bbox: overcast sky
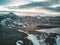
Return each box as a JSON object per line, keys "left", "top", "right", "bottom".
{"left": 0, "top": 0, "right": 60, "bottom": 16}
{"left": 0, "top": 0, "right": 49, "bottom": 6}
{"left": 0, "top": 0, "right": 31, "bottom": 6}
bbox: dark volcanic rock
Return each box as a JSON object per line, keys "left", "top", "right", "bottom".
{"left": 0, "top": 28, "right": 28, "bottom": 45}
{"left": 0, "top": 12, "right": 18, "bottom": 22}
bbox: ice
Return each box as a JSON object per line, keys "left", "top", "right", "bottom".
{"left": 27, "top": 34, "right": 40, "bottom": 45}
{"left": 16, "top": 40, "right": 23, "bottom": 45}
{"left": 55, "top": 35, "right": 60, "bottom": 45}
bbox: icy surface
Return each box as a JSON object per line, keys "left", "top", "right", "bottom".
{"left": 16, "top": 40, "right": 23, "bottom": 45}
{"left": 55, "top": 36, "right": 60, "bottom": 45}
{"left": 27, "top": 34, "right": 40, "bottom": 45}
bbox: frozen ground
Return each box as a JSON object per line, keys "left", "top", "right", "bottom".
{"left": 16, "top": 27, "right": 60, "bottom": 45}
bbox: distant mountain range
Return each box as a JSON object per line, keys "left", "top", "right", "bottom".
{"left": 0, "top": 12, "right": 18, "bottom": 21}
{"left": 0, "top": 12, "right": 19, "bottom": 28}
{"left": 0, "top": 12, "right": 60, "bottom": 28}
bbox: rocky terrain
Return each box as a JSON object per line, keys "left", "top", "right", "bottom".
{"left": 0, "top": 12, "right": 60, "bottom": 45}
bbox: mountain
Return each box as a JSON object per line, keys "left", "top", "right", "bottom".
{"left": 0, "top": 12, "right": 19, "bottom": 28}
{"left": 0, "top": 12, "right": 18, "bottom": 21}
{"left": 0, "top": 13, "right": 33, "bottom": 45}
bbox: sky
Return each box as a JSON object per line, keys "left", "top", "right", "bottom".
{"left": 0, "top": 0, "right": 60, "bottom": 16}
{"left": 0, "top": 0, "right": 49, "bottom": 6}
{"left": 0, "top": 0, "right": 31, "bottom": 6}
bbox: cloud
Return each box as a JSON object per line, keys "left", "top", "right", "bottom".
{"left": 49, "top": 4, "right": 60, "bottom": 8}
{"left": 0, "top": 6, "right": 60, "bottom": 16}
{"left": 44, "top": 6, "right": 60, "bottom": 12}
{"left": 0, "top": 0, "right": 11, "bottom": 5}
{"left": 8, "top": 0, "right": 31, "bottom": 6}
{"left": 0, "top": 0, "right": 31, "bottom": 6}
{"left": 18, "top": 2, "right": 50, "bottom": 8}
{"left": 32, "top": 0, "right": 48, "bottom": 2}
{"left": 17, "top": 0, "right": 60, "bottom": 12}
{"left": 0, "top": 6, "right": 11, "bottom": 11}
{"left": 0, "top": 0, "right": 60, "bottom": 16}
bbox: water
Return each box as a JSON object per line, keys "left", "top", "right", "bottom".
{"left": 36, "top": 27, "right": 60, "bottom": 34}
